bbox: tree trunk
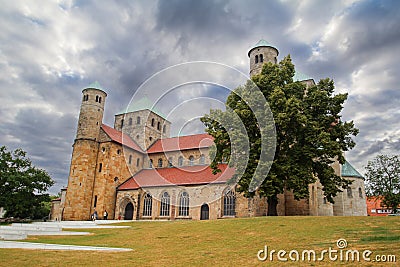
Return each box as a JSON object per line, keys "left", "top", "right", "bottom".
{"left": 267, "top": 195, "right": 278, "bottom": 216}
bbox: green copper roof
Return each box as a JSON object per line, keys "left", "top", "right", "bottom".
{"left": 341, "top": 160, "right": 364, "bottom": 179}
{"left": 248, "top": 39, "right": 278, "bottom": 56}
{"left": 117, "top": 96, "right": 167, "bottom": 119}
{"left": 294, "top": 71, "right": 313, "bottom": 81}
{"left": 85, "top": 81, "right": 104, "bottom": 90}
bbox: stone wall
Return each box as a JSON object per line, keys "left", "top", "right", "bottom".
{"left": 249, "top": 46, "right": 278, "bottom": 77}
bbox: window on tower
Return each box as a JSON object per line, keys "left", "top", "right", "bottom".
{"left": 151, "top": 118, "right": 155, "bottom": 127}
{"left": 129, "top": 118, "right": 132, "bottom": 126}
{"left": 260, "top": 54, "right": 263, "bottom": 62}
{"left": 157, "top": 121, "right": 161, "bottom": 131}
{"left": 95, "top": 95, "right": 99, "bottom": 102}
{"left": 255, "top": 55, "right": 259, "bottom": 64}
{"left": 136, "top": 116, "right": 141, "bottom": 124}
{"left": 158, "top": 158, "right": 163, "bottom": 168}
{"left": 121, "top": 119, "right": 124, "bottom": 128}
{"left": 99, "top": 96, "right": 102, "bottom": 103}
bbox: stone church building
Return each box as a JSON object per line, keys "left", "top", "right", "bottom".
{"left": 52, "top": 40, "right": 367, "bottom": 221}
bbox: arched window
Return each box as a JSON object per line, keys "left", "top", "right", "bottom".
{"left": 259, "top": 54, "right": 263, "bottom": 63}
{"left": 98, "top": 163, "right": 102, "bottom": 172}
{"left": 143, "top": 194, "right": 152, "bottom": 217}
{"left": 128, "top": 155, "right": 132, "bottom": 164}
{"left": 189, "top": 155, "right": 194, "bottom": 166}
{"left": 223, "top": 189, "right": 236, "bottom": 216}
{"left": 358, "top": 188, "right": 363, "bottom": 198}
{"left": 99, "top": 96, "right": 102, "bottom": 103}
{"left": 136, "top": 158, "right": 140, "bottom": 167}
{"left": 347, "top": 187, "right": 353, "bottom": 198}
{"left": 158, "top": 158, "right": 163, "bottom": 168}
{"left": 168, "top": 157, "right": 173, "bottom": 167}
{"left": 178, "top": 192, "right": 189, "bottom": 217}
{"left": 200, "top": 154, "right": 205, "bottom": 165}
{"left": 178, "top": 156, "right": 183, "bottom": 167}
{"left": 151, "top": 118, "right": 155, "bottom": 127}
{"left": 128, "top": 118, "right": 133, "bottom": 126}
{"left": 160, "top": 192, "right": 170, "bottom": 216}
{"left": 163, "top": 125, "right": 166, "bottom": 133}
{"left": 149, "top": 159, "right": 153, "bottom": 168}
{"left": 157, "top": 121, "right": 161, "bottom": 130}
{"left": 136, "top": 116, "right": 141, "bottom": 124}
{"left": 255, "top": 55, "right": 259, "bottom": 64}
{"left": 95, "top": 95, "right": 99, "bottom": 102}
{"left": 121, "top": 119, "right": 124, "bottom": 128}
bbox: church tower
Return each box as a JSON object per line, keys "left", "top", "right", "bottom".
{"left": 248, "top": 39, "right": 279, "bottom": 77}
{"left": 63, "top": 82, "right": 107, "bottom": 220}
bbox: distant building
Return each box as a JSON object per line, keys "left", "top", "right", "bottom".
{"left": 366, "top": 196, "right": 400, "bottom": 216}
{"left": 55, "top": 40, "right": 367, "bottom": 221}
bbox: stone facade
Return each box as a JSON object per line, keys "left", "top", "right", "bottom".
{"left": 59, "top": 41, "right": 367, "bottom": 221}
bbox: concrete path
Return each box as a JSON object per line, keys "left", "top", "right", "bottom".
{"left": 0, "top": 240, "right": 132, "bottom": 251}
{"left": 0, "top": 220, "right": 132, "bottom": 251}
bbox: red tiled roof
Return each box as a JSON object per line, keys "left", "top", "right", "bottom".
{"left": 118, "top": 164, "right": 234, "bottom": 190}
{"left": 101, "top": 124, "right": 143, "bottom": 153}
{"left": 147, "top": 133, "right": 214, "bottom": 153}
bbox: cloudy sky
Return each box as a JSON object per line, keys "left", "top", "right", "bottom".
{"left": 1, "top": 0, "right": 399, "bottom": 194}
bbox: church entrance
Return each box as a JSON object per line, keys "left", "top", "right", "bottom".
{"left": 124, "top": 202, "right": 134, "bottom": 220}
{"left": 200, "top": 204, "right": 209, "bottom": 220}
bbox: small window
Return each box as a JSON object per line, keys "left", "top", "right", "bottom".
{"left": 136, "top": 116, "right": 141, "bottom": 124}
{"left": 178, "top": 156, "right": 183, "bottom": 167}
{"left": 259, "top": 54, "right": 263, "bottom": 63}
{"left": 121, "top": 119, "right": 124, "bottom": 128}
{"left": 168, "top": 157, "right": 173, "bottom": 167}
{"left": 136, "top": 158, "right": 140, "bottom": 167}
{"left": 99, "top": 163, "right": 102, "bottom": 172}
{"left": 163, "top": 125, "right": 166, "bottom": 133}
{"left": 158, "top": 158, "right": 163, "bottom": 168}
{"left": 114, "top": 177, "right": 119, "bottom": 182}
{"left": 149, "top": 137, "right": 153, "bottom": 141}
{"left": 255, "top": 55, "right": 259, "bottom": 64}
{"left": 102, "top": 147, "right": 106, "bottom": 152}
{"left": 117, "top": 149, "right": 121, "bottom": 155}
{"left": 99, "top": 96, "right": 102, "bottom": 103}
{"left": 129, "top": 155, "right": 132, "bottom": 164}
{"left": 136, "top": 135, "right": 139, "bottom": 139}
{"left": 143, "top": 194, "right": 152, "bottom": 217}
{"left": 347, "top": 187, "right": 353, "bottom": 198}
{"left": 160, "top": 192, "right": 170, "bottom": 216}
{"left": 95, "top": 95, "right": 99, "bottom": 102}
{"left": 94, "top": 195, "right": 97, "bottom": 207}
{"left": 200, "top": 154, "right": 205, "bottom": 165}
{"left": 128, "top": 118, "right": 133, "bottom": 126}
{"left": 223, "top": 189, "right": 235, "bottom": 216}
{"left": 189, "top": 155, "right": 194, "bottom": 166}
{"left": 178, "top": 192, "right": 189, "bottom": 217}
{"left": 358, "top": 188, "right": 363, "bottom": 198}
{"left": 157, "top": 121, "right": 161, "bottom": 130}
{"left": 151, "top": 118, "right": 155, "bottom": 127}
{"left": 149, "top": 159, "right": 153, "bottom": 168}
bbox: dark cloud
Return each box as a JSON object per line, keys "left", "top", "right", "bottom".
{"left": 0, "top": 0, "right": 399, "bottom": 194}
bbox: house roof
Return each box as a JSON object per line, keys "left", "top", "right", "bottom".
{"left": 118, "top": 164, "right": 235, "bottom": 190}
{"left": 101, "top": 124, "right": 144, "bottom": 153}
{"left": 248, "top": 39, "right": 278, "bottom": 57}
{"left": 294, "top": 71, "right": 313, "bottom": 82}
{"left": 116, "top": 96, "right": 167, "bottom": 119}
{"left": 341, "top": 160, "right": 364, "bottom": 179}
{"left": 147, "top": 133, "right": 214, "bottom": 153}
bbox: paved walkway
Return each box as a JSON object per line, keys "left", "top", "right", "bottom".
{"left": 0, "top": 240, "right": 132, "bottom": 251}
{"left": 0, "top": 220, "right": 132, "bottom": 251}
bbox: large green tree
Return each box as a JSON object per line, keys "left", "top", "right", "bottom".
{"left": 0, "top": 146, "right": 54, "bottom": 219}
{"left": 201, "top": 56, "right": 358, "bottom": 215}
{"left": 365, "top": 155, "right": 400, "bottom": 214}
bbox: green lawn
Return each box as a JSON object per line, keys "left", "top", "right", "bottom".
{"left": 0, "top": 216, "right": 399, "bottom": 266}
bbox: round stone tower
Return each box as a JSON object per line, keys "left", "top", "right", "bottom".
{"left": 63, "top": 82, "right": 107, "bottom": 220}
{"left": 248, "top": 39, "right": 279, "bottom": 77}
{"left": 76, "top": 82, "right": 107, "bottom": 140}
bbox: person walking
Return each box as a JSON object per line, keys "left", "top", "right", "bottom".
{"left": 103, "top": 210, "right": 108, "bottom": 220}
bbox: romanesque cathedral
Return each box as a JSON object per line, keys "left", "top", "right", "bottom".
{"left": 51, "top": 40, "right": 367, "bottom": 221}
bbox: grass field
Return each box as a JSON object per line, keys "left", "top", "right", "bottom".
{"left": 0, "top": 216, "right": 399, "bottom": 266}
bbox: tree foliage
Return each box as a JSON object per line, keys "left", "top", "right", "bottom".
{"left": 201, "top": 56, "right": 358, "bottom": 215}
{"left": 365, "top": 155, "right": 400, "bottom": 214}
{"left": 0, "top": 146, "right": 54, "bottom": 219}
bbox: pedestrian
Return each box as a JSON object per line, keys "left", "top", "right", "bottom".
{"left": 93, "top": 210, "right": 98, "bottom": 221}
{"left": 103, "top": 210, "right": 108, "bottom": 220}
